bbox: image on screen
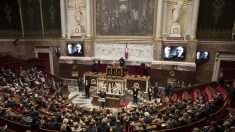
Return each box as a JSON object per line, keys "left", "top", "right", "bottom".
{"left": 163, "top": 46, "right": 186, "bottom": 60}
{"left": 196, "top": 51, "right": 209, "bottom": 61}
{"left": 67, "top": 43, "right": 84, "bottom": 56}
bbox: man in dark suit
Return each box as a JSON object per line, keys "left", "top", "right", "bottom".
{"left": 91, "top": 60, "right": 98, "bottom": 73}
{"left": 165, "top": 82, "right": 171, "bottom": 97}
{"left": 97, "top": 119, "right": 109, "bottom": 132}
{"left": 217, "top": 72, "right": 225, "bottom": 86}
{"left": 133, "top": 86, "right": 138, "bottom": 104}
{"left": 99, "top": 90, "right": 107, "bottom": 108}
{"left": 86, "top": 122, "right": 96, "bottom": 132}
{"left": 85, "top": 80, "right": 90, "bottom": 98}
{"left": 47, "top": 117, "right": 59, "bottom": 130}
{"left": 154, "top": 82, "right": 158, "bottom": 98}
{"left": 119, "top": 57, "right": 125, "bottom": 68}
{"left": 112, "top": 120, "right": 123, "bottom": 132}
{"left": 77, "top": 77, "right": 83, "bottom": 92}
{"left": 148, "top": 86, "right": 152, "bottom": 101}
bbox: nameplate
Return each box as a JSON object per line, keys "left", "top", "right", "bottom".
{"left": 98, "top": 98, "right": 105, "bottom": 102}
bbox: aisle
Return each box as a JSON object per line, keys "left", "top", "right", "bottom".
{"left": 68, "top": 86, "right": 151, "bottom": 110}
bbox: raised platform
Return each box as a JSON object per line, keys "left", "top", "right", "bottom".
{"left": 84, "top": 72, "right": 150, "bottom": 92}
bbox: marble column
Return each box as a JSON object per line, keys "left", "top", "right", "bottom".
{"left": 156, "top": 0, "right": 163, "bottom": 38}
{"left": 60, "top": 0, "right": 66, "bottom": 37}
{"left": 65, "top": 0, "right": 70, "bottom": 38}
{"left": 154, "top": 39, "right": 163, "bottom": 60}
{"left": 190, "top": 0, "right": 200, "bottom": 40}
{"left": 86, "top": 0, "right": 92, "bottom": 38}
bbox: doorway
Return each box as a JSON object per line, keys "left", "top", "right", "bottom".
{"left": 34, "top": 47, "right": 54, "bottom": 74}
{"left": 212, "top": 52, "right": 235, "bottom": 81}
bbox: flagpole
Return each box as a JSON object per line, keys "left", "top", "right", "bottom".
{"left": 125, "top": 43, "right": 128, "bottom": 60}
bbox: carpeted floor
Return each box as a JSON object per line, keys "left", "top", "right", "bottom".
{"left": 68, "top": 86, "right": 149, "bottom": 109}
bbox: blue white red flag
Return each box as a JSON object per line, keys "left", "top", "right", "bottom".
{"left": 125, "top": 43, "right": 128, "bottom": 59}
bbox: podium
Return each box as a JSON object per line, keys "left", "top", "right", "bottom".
{"left": 106, "top": 65, "right": 123, "bottom": 77}
{"left": 92, "top": 95, "right": 122, "bottom": 108}
{"left": 90, "top": 64, "right": 126, "bottom": 108}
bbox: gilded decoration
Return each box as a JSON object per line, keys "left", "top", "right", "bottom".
{"left": 95, "top": 0, "right": 155, "bottom": 36}
{"left": 232, "top": 21, "right": 235, "bottom": 40}
{"left": 27, "top": 0, "right": 34, "bottom": 27}
{"left": 49, "top": 3, "right": 56, "bottom": 27}
{"left": 213, "top": 0, "right": 225, "bottom": 24}
{"left": 4, "top": 4, "right": 12, "bottom": 26}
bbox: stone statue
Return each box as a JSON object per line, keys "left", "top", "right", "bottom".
{"left": 169, "top": 0, "right": 185, "bottom": 37}
{"left": 172, "top": 0, "right": 184, "bottom": 23}
{"left": 73, "top": 9, "right": 82, "bottom": 36}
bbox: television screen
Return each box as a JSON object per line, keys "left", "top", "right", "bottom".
{"left": 163, "top": 46, "right": 186, "bottom": 60}
{"left": 196, "top": 51, "right": 209, "bottom": 61}
{"left": 67, "top": 43, "right": 84, "bottom": 56}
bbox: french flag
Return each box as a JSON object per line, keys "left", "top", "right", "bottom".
{"left": 124, "top": 43, "right": 128, "bottom": 59}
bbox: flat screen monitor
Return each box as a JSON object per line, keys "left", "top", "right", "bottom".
{"left": 196, "top": 51, "right": 209, "bottom": 61}
{"left": 163, "top": 46, "right": 186, "bottom": 60}
{"left": 67, "top": 43, "right": 84, "bottom": 56}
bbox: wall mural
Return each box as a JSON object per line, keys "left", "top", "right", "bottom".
{"left": 0, "top": 0, "right": 21, "bottom": 37}
{"left": 0, "top": 0, "right": 61, "bottom": 38}
{"left": 197, "top": 0, "right": 235, "bottom": 40}
{"left": 95, "top": 0, "right": 155, "bottom": 36}
{"left": 42, "top": 0, "right": 61, "bottom": 37}
{"left": 21, "top": 0, "right": 42, "bottom": 37}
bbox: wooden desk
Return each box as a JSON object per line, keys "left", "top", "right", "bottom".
{"left": 92, "top": 95, "right": 121, "bottom": 108}
{"left": 125, "top": 75, "right": 150, "bottom": 92}
{"left": 0, "top": 90, "right": 4, "bottom": 105}
{"left": 83, "top": 72, "right": 106, "bottom": 88}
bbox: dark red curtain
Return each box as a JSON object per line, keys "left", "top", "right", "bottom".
{"left": 37, "top": 53, "right": 50, "bottom": 73}
{"left": 219, "top": 60, "right": 235, "bottom": 80}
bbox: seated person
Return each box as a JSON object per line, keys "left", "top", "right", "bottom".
{"left": 143, "top": 112, "right": 153, "bottom": 124}
{"left": 0, "top": 77, "right": 7, "bottom": 86}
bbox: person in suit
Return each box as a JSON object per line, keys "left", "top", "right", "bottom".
{"left": 91, "top": 60, "right": 98, "bottom": 73}
{"left": 175, "top": 46, "right": 184, "bottom": 58}
{"left": 55, "top": 46, "right": 61, "bottom": 57}
{"left": 148, "top": 86, "right": 152, "bottom": 101}
{"left": 99, "top": 90, "right": 107, "bottom": 108}
{"left": 154, "top": 82, "right": 158, "bottom": 98}
{"left": 86, "top": 122, "right": 96, "bottom": 132}
{"left": 217, "top": 72, "right": 225, "bottom": 86}
{"left": 133, "top": 85, "right": 138, "bottom": 104}
{"left": 85, "top": 80, "right": 90, "bottom": 98}
{"left": 201, "top": 51, "right": 208, "bottom": 59}
{"left": 119, "top": 57, "right": 125, "bottom": 68}
{"left": 77, "top": 77, "right": 83, "bottom": 92}
{"left": 75, "top": 44, "right": 82, "bottom": 53}
{"left": 165, "top": 83, "right": 171, "bottom": 97}
{"left": 143, "top": 112, "right": 152, "bottom": 124}
{"left": 47, "top": 117, "right": 59, "bottom": 130}
{"left": 97, "top": 118, "right": 109, "bottom": 132}
{"left": 112, "top": 120, "right": 123, "bottom": 132}
{"left": 229, "top": 81, "right": 235, "bottom": 107}
{"left": 164, "top": 46, "right": 171, "bottom": 58}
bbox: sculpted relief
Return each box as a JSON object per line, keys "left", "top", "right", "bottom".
{"left": 95, "top": 42, "right": 153, "bottom": 61}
